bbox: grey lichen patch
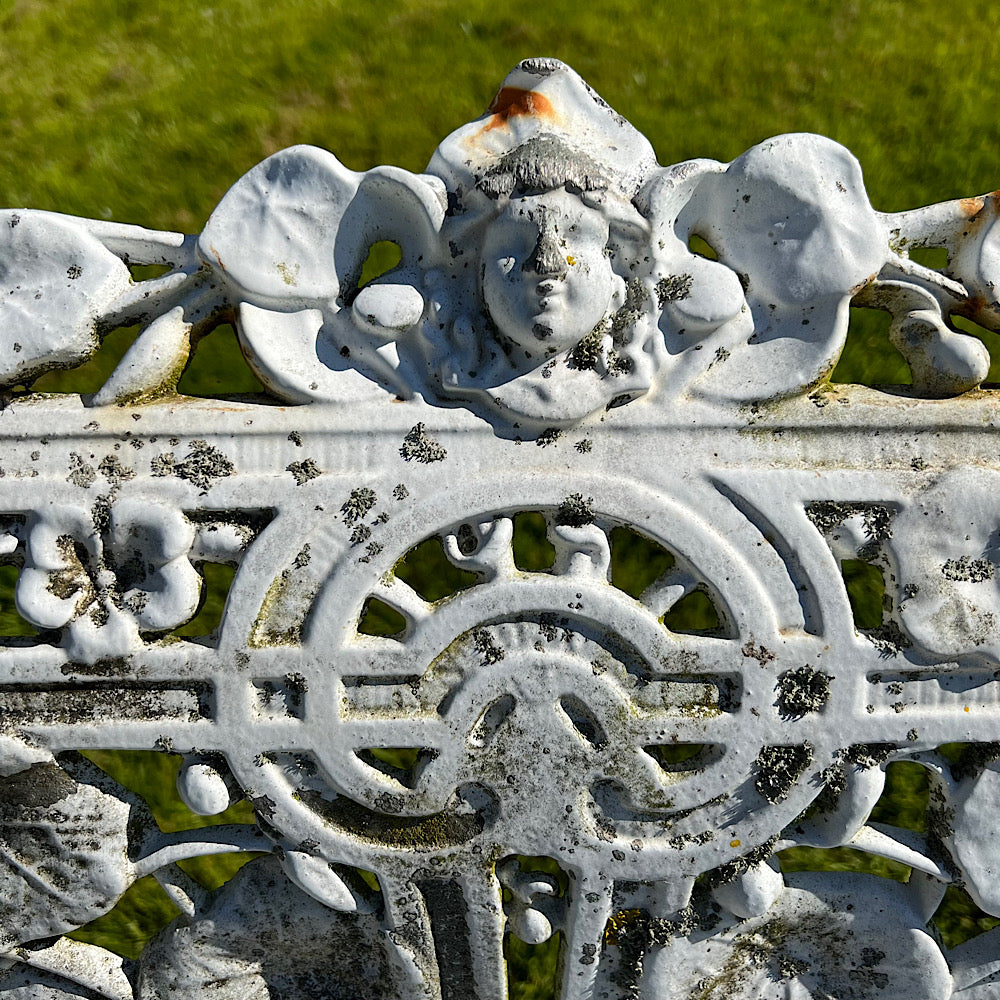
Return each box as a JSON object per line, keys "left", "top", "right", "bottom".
{"left": 851, "top": 948, "right": 888, "bottom": 990}
{"left": 341, "top": 488, "right": 377, "bottom": 524}
{"left": 48, "top": 535, "right": 91, "bottom": 603}
{"left": 400, "top": 423, "right": 446, "bottom": 463}
{"left": 806, "top": 501, "right": 894, "bottom": 542}
{"left": 704, "top": 835, "right": 780, "bottom": 889}
{"left": 255, "top": 672, "right": 308, "bottom": 718}
{"left": 124, "top": 590, "right": 149, "bottom": 616}
{"left": 350, "top": 523, "right": 372, "bottom": 546}
{"left": 152, "top": 440, "right": 234, "bottom": 491}
{"left": 567, "top": 327, "right": 605, "bottom": 371}
{"left": 708, "top": 346, "right": 730, "bottom": 369}
{"left": 150, "top": 454, "right": 173, "bottom": 477}
{"left": 66, "top": 453, "right": 96, "bottom": 489}
{"left": 606, "top": 351, "right": 633, "bottom": 377}
{"left": 0, "top": 683, "right": 209, "bottom": 726}
{"left": 91, "top": 494, "right": 113, "bottom": 532}
{"left": 610, "top": 278, "right": 648, "bottom": 345}
{"left": 286, "top": 458, "right": 321, "bottom": 485}
{"left": 775, "top": 666, "right": 831, "bottom": 717}
{"left": 942, "top": 555, "right": 995, "bottom": 583}
{"left": 667, "top": 830, "right": 716, "bottom": 850}
{"left": 358, "top": 541, "right": 384, "bottom": 564}
{"left": 536, "top": 427, "right": 562, "bottom": 447}
{"left": 809, "top": 763, "right": 848, "bottom": 814}
{"left": 98, "top": 454, "right": 135, "bottom": 487}
{"left": 607, "top": 883, "right": 723, "bottom": 996}
{"left": 741, "top": 640, "right": 774, "bottom": 666}
{"left": 926, "top": 785, "right": 960, "bottom": 883}
{"left": 683, "top": 909, "right": 869, "bottom": 1000}
{"left": 864, "top": 621, "right": 910, "bottom": 656}
{"left": 555, "top": 493, "right": 595, "bottom": 527}
{"left": 392, "top": 483, "right": 409, "bottom": 501}
{"left": 754, "top": 744, "right": 814, "bottom": 803}
{"left": 842, "top": 742, "right": 895, "bottom": 770}
{"left": 655, "top": 273, "right": 693, "bottom": 305}
{"left": 287, "top": 431, "right": 303, "bottom": 446}
{"left": 472, "top": 628, "right": 505, "bottom": 665}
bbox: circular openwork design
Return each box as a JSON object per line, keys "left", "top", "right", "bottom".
{"left": 231, "top": 495, "right": 844, "bottom": 886}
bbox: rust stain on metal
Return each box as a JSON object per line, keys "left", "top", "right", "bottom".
{"left": 849, "top": 271, "right": 879, "bottom": 296}
{"left": 208, "top": 243, "right": 226, "bottom": 271}
{"left": 961, "top": 196, "right": 987, "bottom": 220}
{"left": 483, "top": 87, "right": 556, "bottom": 132}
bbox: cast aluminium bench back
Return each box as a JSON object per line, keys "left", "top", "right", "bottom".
{"left": 2, "top": 57, "right": 1000, "bottom": 1000}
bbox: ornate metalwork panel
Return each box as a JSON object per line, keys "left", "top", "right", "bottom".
{"left": 2, "top": 58, "right": 1000, "bottom": 999}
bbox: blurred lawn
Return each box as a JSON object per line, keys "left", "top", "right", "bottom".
{"left": 3, "top": 0, "right": 1000, "bottom": 992}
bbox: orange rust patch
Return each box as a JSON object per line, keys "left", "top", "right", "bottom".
{"left": 849, "top": 271, "right": 879, "bottom": 296}
{"left": 961, "top": 196, "right": 986, "bottom": 219}
{"left": 484, "top": 87, "right": 555, "bottom": 131}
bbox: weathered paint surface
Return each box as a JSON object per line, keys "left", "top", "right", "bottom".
{"left": 2, "top": 58, "right": 1000, "bottom": 999}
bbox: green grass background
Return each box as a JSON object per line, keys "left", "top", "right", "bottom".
{"left": 3, "top": 0, "right": 1000, "bottom": 994}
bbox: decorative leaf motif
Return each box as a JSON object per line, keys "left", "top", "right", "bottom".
{"left": 639, "top": 872, "right": 952, "bottom": 999}
{"left": 198, "top": 144, "right": 371, "bottom": 305}
{"left": 0, "top": 211, "right": 130, "bottom": 388}
{"left": 136, "top": 856, "right": 394, "bottom": 1000}
{"left": 0, "top": 752, "right": 141, "bottom": 950}
{"left": 946, "top": 760, "right": 1000, "bottom": 917}
{"left": 890, "top": 469, "right": 1000, "bottom": 661}
{"left": 0, "top": 937, "right": 132, "bottom": 1000}
{"left": 694, "top": 133, "right": 887, "bottom": 402}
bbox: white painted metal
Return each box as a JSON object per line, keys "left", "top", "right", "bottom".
{"left": 1, "top": 57, "right": 1000, "bottom": 998}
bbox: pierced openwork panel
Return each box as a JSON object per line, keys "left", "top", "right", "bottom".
{"left": 2, "top": 57, "right": 1000, "bottom": 1000}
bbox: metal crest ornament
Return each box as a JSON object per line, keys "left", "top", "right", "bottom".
{"left": 4, "top": 57, "right": 1000, "bottom": 998}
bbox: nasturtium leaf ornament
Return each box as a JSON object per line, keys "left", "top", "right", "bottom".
{"left": 693, "top": 134, "right": 886, "bottom": 401}
{"left": 891, "top": 468, "right": 1000, "bottom": 662}
{"left": 641, "top": 873, "right": 952, "bottom": 1000}
{"left": 945, "top": 761, "right": 1000, "bottom": 916}
{"left": 200, "top": 145, "right": 446, "bottom": 403}
{"left": 0, "top": 938, "right": 132, "bottom": 1000}
{"left": 0, "top": 752, "right": 142, "bottom": 950}
{"left": 136, "top": 857, "right": 392, "bottom": 1000}
{"left": 0, "top": 212, "right": 130, "bottom": 388}
{"left": 198, "top": 146, "right": 363, "bottom": 306}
